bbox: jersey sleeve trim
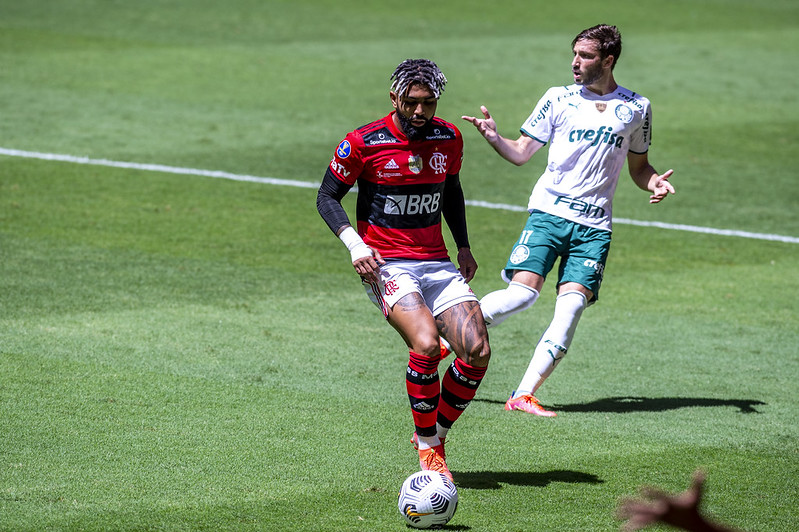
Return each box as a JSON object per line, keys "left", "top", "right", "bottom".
{"left": 520, "top": 130, "right": 548, "bottom": 145}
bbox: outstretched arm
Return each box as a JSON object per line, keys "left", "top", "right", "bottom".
{"left": 462, "top": 105, "right": 544, "bottom": 166}
{"left": 627, "top": 152, "right": 675, "bottom": 204}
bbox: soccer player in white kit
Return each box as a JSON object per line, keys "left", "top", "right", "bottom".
{"left": 462, "top": 24, "right": 675, "bottom": 416}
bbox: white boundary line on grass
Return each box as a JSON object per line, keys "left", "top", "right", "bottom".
{"left": 3, "top": 146, "right": 798, "bottom": 245}
{"left": 466, "top": 200, "right": 799, "bottom": 244}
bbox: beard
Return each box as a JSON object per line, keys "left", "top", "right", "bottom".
{"left": 396, "top": 112, "right": 434, "bottom": 140}
{"left": 576, "top": 62, "right": 603, "bottom": 86}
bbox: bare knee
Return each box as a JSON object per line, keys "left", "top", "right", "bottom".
{"left": 412, "top": 336, "right": 442, "bottom": 359}
{"left": 460, "top": 335, "right": 491, "bottom": 367}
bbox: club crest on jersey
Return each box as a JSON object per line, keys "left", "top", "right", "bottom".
{"left": 430, "top": 152, "right": 447, "bottom": 174}
{"left": 337, "top": 140, "right": 351, "bottom": 158}
{"left": 408, "top": 155, "right": 423, "bottom": 174}
{"left": 509, "top": 245, "right": 530, "bottom": 265}
{"left": 615, "top": 104, "right": 633, "bottom": 123}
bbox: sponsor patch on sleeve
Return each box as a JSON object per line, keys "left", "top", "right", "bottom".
{"left": 336, "top": 140, "right": 351, "bottom": 158}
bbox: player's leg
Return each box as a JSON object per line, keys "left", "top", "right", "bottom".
{"left": 386, "top": 292, "right": 443, "bottom": 442}
{"left": 434, "top": 300, "right": 490, "bottom": 442}
{"left": 479, "top": 211, "right": 557, "bottom": 327}
{"left": 507, "top": 223, "right": 610, "bottom": 416}
{"left": 510, "top": 285, "right": 589, "bottom": 403}
{"left": 412, "top": 260, "right": 489, "bottom": 447}
{"left": 480, "top": 278, "right": 542, "bottom": 328}
{"left": 386, "top": 292, "right": 451, "bottom": 478}
{"left": 364, "top": 263, "right": 446, "bottom": 444}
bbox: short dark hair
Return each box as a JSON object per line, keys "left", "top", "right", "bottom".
{"left": 573, "top": 24, "right": 622, "bottom": 69}
{"left": 390, "top": 59, "right": 448, "bottom": 99}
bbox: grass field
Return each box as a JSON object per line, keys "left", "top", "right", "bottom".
{"left": 2, "top": 1, "right": 798, "bottom": 530}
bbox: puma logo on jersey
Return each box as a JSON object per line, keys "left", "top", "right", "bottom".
{"left": 384, "top": 193, "right": 441, "bottom": 216}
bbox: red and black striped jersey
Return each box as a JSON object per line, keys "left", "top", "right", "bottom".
{"left": 328, "top": 112, "right": 463, "bottom": 260}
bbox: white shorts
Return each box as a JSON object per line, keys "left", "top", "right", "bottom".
{"left": 363, "top": 259, "right": 477, "bottom": 319}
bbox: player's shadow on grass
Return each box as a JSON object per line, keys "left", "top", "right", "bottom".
{"left": 453, "top": 469, "right": 603, "bottom": 490}
{"left": 438, "top": 471, "right": 603, "bottom": 530}
{"left": 554, "top": 396, "right": 766, "bottom": 414}
{"left": 475, "top": 395, "right": 765, "bottom": 414}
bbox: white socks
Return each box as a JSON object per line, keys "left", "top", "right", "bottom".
{"left": 513, "top": 290, "right": 587, "bottom": 398}
{"left": 416, "top": 434, "right": 442, "bottom": 450}
{"left": 480, "top": 281, "right": 540, "bottom": 328}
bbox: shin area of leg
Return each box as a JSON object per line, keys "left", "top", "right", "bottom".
{"left": 517, "top": 290, "right": 587, "bottom": 395}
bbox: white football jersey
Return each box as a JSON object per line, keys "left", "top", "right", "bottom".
{"left": 521, "top": 84, "right": 651, "bottom": 231}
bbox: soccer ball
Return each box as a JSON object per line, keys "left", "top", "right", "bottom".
{"left": 397, "top": 470, "right": 458, "bottom": 529}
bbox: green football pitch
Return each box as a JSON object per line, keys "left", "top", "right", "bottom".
{"left": 1, "top": 1, "right": 797, "bottom": 530}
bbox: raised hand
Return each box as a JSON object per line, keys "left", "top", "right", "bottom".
{"left": 461, "top": 106, "right": 499, "bottom": 143}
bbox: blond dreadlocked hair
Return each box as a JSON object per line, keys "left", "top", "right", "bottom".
{"left": 390, "top": 59, "right": 447, "bottom": 99}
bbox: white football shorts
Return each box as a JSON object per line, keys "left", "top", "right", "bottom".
{"left": 363, "top": 259, "right": 477, "bottom": 319}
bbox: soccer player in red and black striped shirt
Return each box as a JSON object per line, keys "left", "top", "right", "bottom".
{"left": 317, "top": 59, "right": 490, "bottom": 481}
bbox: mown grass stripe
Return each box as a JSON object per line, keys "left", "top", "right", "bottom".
{"left": 3, "top": 146, "right": 797, "bottom": 244}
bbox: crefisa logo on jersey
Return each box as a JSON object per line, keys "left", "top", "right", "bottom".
{"left": 408, "top": 155, "right": 423, "bottom": 174}
{"left": 615, "top": 104, "right": 633, "bottom": 123}
{"left": 337, "top": 140, "right": 351, "bottom": 158}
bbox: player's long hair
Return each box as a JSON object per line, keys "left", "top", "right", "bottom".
{"left": 573, "top": 24, "right": 622, "bottom": 69}
{"left": 390, "top": 59, "right": 447, "bottom": 98}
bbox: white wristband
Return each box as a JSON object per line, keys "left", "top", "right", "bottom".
{"left": 338, "top": 226, "right": 373, "bottom": 262}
